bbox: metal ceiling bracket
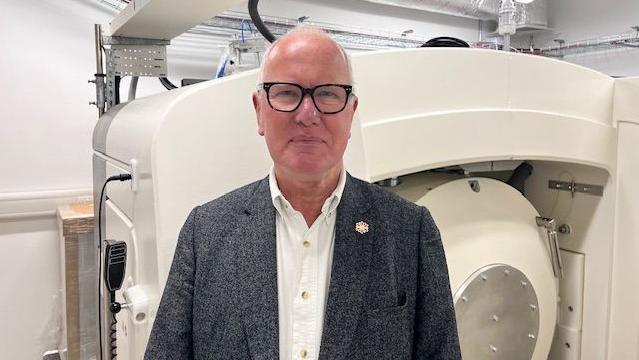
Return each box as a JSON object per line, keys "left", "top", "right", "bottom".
{"left": 102, "top": 36, "right": 169, "bottom": 109}
{"left": 105, "top": 45, "right": 168, "bottom": 77}
{"left": 102, "top": 36, "right": 171, "bottom": 46}
{"left": 548, "top": 180, "right": 603, "bottom": 197}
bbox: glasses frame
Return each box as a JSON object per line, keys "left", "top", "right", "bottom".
{"left": 258, "top": 82, "right": 354, "bottom": 114}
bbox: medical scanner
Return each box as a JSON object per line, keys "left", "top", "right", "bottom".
{"left": 91, "top": 2, "right": 639, "bottom": 359}
{"left": 93, "top": 47, "right": 639, "bottom": 360}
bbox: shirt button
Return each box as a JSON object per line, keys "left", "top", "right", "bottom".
{"left": 301, "top": 291, "right": 309, "bottom": 300}
{"left": 300, "top": 349, "right": 308, "bottom": 358}
{"left": 303, "top": 240, "right": 310, "bottom": 248}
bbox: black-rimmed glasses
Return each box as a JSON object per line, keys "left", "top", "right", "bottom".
{"left": 258, "top": 82, "right": 354, "bottom": 114}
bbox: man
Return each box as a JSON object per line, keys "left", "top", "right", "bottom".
{"left": 145, "top": 27, "right": 460, "bottom": 360}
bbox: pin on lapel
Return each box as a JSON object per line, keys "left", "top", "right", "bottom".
{"left": 355, "top": 221, "right": 369, "bottom": 234}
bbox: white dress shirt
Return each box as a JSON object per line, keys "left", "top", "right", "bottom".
{"left": 269, "top": 168, "right": 347, "bottom": 360}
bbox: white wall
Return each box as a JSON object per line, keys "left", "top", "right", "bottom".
{"left": 0, "top": 0, "right": 113, "bottom": 193}
{"left": 1, "top": 1, "right": 114, "bottom": 358}
{"left": 533, "top": 0, "right": 639, "bottom": 77}
{"left": 0, "top": 217, "right": 63, "bottom": 359}
{"left": 0, "top": 0, "right": 477, "bottom": 358}
{"left": 546, "top": 0, "right": 638, "bottom": 42}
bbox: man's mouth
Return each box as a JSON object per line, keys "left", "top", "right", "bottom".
{"left": 290, "top": 135, "right": 324, "bottom": 144}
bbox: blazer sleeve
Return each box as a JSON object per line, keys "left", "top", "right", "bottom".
{"left": 144, "top": 206, "right": 200, "bottom": 360}
{"left": 413, "top": 207, "right": 462, "bottom": 359}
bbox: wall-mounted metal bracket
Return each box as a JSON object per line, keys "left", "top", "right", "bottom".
{"left": 102, "top": 35, "right": 170, "bottom": 109}
{"left": 548, "top": 180, "right": 603, "bottom": 197}
{"left": 105, "top": 45, "right": 167, "bottom": 77}
{"left": 102, "top": 36, "right": 171, "bottom": 46}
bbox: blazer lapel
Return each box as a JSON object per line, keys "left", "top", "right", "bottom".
{"left": 237, "top": 178, "right": 279, "bottom": 360}
{"left": 319, "top": 175, "right": 374, "bottom": 360}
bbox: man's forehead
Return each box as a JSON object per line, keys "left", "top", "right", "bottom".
{"left": 267, "top": 34, "right": 343, "bottom": 63}
{"left": 261, "top": 34, "right": 349, "bottom": 81}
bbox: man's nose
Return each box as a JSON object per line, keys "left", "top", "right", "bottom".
{"left": 293, "top": 95, "right": 320, "bottom": 126}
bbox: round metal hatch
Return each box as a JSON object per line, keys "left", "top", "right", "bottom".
{"left": 454, "top": 264, "right": 539, "bottom": 360}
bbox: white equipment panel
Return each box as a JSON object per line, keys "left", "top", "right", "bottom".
{"left": 418, "top": 178, "right": 557, "bottom": 359}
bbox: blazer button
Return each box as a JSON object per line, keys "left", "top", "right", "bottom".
{"left": 301, "top": 291, "right": 309, "bottom": 300}
{"left": 300, "top": 349, "right": 308, "bottom": 358}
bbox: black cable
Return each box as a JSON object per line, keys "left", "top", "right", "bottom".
{"left": 421, "top": 36, "right": 470, "bottom": 48}
{"left": 159, "top": 77, "right": 177, "bottom": 90}
{"left": 248, "top": 0, "right": 276, "bottom": 43}
{"left": 97, "top": 173, "right": 132, "bottom": 360}
{"left": 110, "top": 313, "right": 118, "bottom": 358}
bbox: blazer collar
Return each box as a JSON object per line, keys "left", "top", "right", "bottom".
{"left": 238, "top": 177, "right": 279, "bottom": 360}
{"left": 238, "top": 174, "right": 374, "bottom": 360}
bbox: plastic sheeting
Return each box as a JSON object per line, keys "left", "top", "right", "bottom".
{"left": 361, "top": 0, "right": 548, "bottom": 27}
{"left": 57, "top": 202, "right": 98, "bottom": 360}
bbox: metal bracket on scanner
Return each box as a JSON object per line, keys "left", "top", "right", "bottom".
{"left": 535, "top": 217, "right": 564, "bottom": 279}
{"left": 548, "top": 180, "right": 603, "bottom": 197}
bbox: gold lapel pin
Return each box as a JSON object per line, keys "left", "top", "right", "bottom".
{"left": 355, "top": 221, "right": 369, "bottom": 234}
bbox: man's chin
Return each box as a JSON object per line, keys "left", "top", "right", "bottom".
{"left": 279, "top": 159, "right": 340, "bottom": 179}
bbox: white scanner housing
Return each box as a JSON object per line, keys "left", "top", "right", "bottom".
{"left": 93, "top": 48, "right": 639, "bottom": 360}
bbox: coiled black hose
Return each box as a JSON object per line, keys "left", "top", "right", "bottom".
{"left": 110, "top": 313, "right": 118, "bottom": 358}
{"left": 248, "top": 0, "right": 276, "bottom": 43}
{"left": 507, "top": 162, "right": 534, "bottom": 195}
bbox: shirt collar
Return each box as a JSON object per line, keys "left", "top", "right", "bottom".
{"left": 269, "top": 167, "right": 347, "bottom": 222}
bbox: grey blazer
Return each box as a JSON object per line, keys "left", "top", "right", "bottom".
{"left": 145, "top": 174, "right": 461, "bottom": 360}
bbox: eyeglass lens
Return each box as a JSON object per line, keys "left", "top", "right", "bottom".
{"left": 268, "top": 84, "right": 348, "bottom": 113}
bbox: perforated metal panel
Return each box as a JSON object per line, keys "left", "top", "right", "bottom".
{"left": 104, "top": 44, "right": 168, "bottom": 108}
{"left": 106, "top": 45, "right": 167, "bottom": 77}
{"left": 454, "top": 264, "right": 539, "bottom": 360}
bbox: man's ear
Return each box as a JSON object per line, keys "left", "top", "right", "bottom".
{"left": 252, "top": 92, "right": 265, "bottom": 136}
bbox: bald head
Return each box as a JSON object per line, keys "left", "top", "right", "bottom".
{"left": 258, "top": 26, "right": 353, "bottom": 84}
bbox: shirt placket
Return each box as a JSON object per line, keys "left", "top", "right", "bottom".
{"left": 292, "top": 217, "right": 319, "bottom": 360}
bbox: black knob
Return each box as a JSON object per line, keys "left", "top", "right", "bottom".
{"left": 110, "top": 302, "right": 122, "bottom": 313}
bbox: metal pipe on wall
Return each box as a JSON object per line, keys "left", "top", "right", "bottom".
{"left": 93, "top": 24, "right": 106, "bottom": 117}
{"left": 95, "top": 24, "right": 103, "bottom": 73}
